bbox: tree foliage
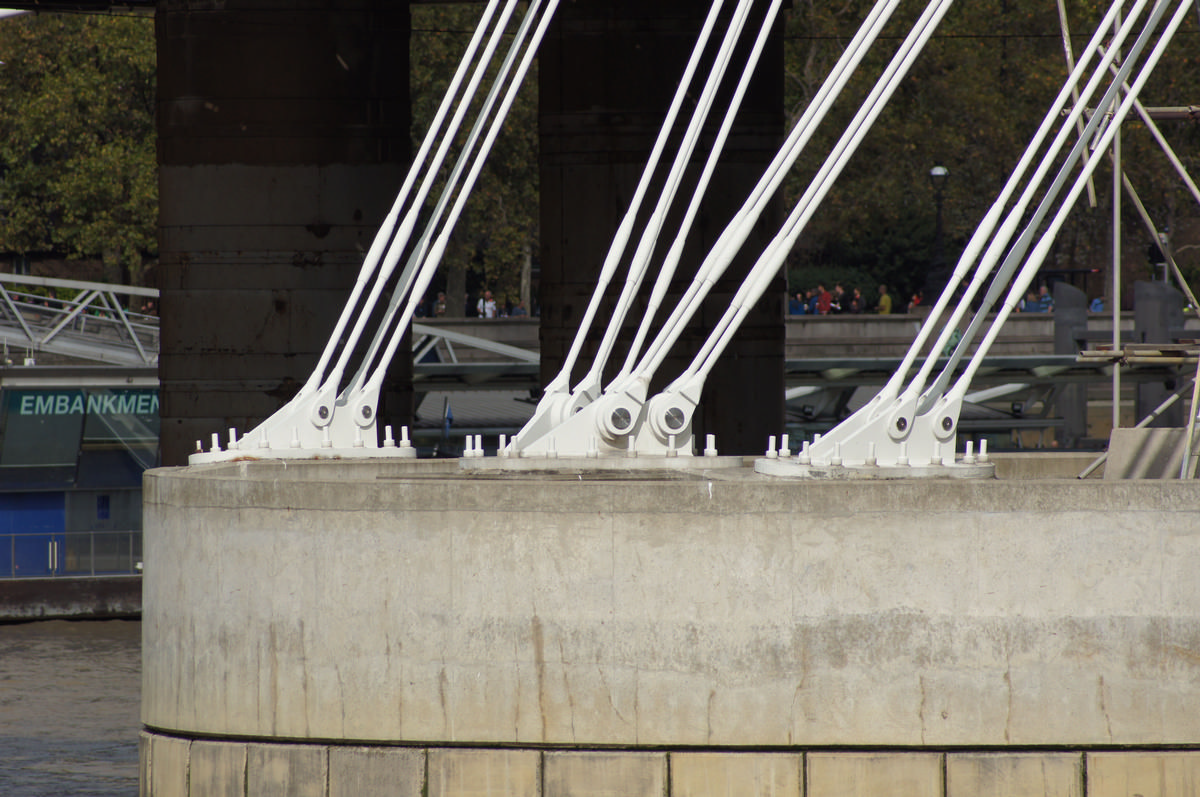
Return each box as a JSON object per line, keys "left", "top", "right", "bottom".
{"left": 409, "top": 3, "right": 539, "bottom": 313}
{"left": 0, "top": 13, "right": 157, "bottom": 285}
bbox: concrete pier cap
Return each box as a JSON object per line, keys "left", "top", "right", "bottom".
{"left": 142, "top": 456, "right": 1200, "bottom": 796}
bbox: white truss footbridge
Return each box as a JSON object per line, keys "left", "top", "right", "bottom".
{"left": 0, "top": 273, "right": 160, "bottom": 367}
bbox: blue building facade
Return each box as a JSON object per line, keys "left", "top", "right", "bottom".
{"left": 0, "top": 378, "right": 155, "bottom": 579}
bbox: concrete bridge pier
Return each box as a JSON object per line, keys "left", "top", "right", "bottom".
{"left": 141, "top": 458, "right": 1200, "bottom": 796}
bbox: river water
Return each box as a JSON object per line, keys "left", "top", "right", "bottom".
{"left": 0, "top": 620, "right": 140, "bottom": 797}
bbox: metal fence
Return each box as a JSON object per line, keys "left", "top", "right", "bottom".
{"left": 0, "top": 530, "right": 142, "bottom": 579}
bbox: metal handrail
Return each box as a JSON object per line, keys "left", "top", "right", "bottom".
{"left": 0, "top": 529, "right": 143, "bottom": 579}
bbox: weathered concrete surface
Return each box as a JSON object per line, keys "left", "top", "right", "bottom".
{"left": 247, "top": 744, "right": 326, "bottom": 797}
{"left": 946, "top": 753, "right": 1082, "bottom": 797}
{"left": 427, "top": 749, "right": 540, "bottom": 797}
{"left": 544, "top": 752, "right": 666, "bottom": 797}
{"left": 189, "top": 740, "right": 246, "bottom": 797}
{"left": 672, "top": 752, "right": 801, "bottom": 797}
{"left": 147, "top": 733, "right": 190, "bottom": 797}
{"left": 329, "top": 748, "right": 424, "bottom": 797}
{"left": 143, "top": 459, "right": 1200, "bottom": 751}
{"left": 807, "top": 753, "right": 942, "bottom": 797}
{"left": 1087, "top": 752, "right": 1200, "bottom": 797}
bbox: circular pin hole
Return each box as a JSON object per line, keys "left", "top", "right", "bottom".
{"left": 610, "top": 407, "right": 632, "bottom": 431}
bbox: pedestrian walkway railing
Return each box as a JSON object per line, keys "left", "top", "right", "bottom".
{"left": 0, "top": 273, "right": 159, "bottom": 366}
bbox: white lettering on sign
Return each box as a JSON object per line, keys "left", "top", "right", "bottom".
{"left": 15, "top": 392, "right": 159, "bottom": 416}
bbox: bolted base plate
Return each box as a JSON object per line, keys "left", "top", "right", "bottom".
{"left": 189, "top": 445, "right": 419, "bottom": 466}
{"left": 755, "top": 456, "right": 996, "bottom": 480}
{"left": 460, "top": 454, "right": 746, "bottom": 472}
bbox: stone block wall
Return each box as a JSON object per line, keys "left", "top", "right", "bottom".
{"left": 141, "top": 736, "right": 1200, "bottom": 797}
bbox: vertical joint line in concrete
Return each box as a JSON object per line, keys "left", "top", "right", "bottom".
{"left": 801, "top": 751, "right": 808, "bottom": 797}
{"left": 940, "top": 752, "right": 948, "bottom": 797}
{"left": 1080, "top": 751, "right": 1089, "bottom": 797}
{"left": 421, "top": 749, "right": 430, "bottom": 797}
{"left": 538, "top": 750, "right": 545, "bottom": 797}
{"left": 664, "top": 751, "right": 672, "bottom": 797}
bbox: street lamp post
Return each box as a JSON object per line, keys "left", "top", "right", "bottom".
{"left": 927, "top": 164, "right": 949, "bottom": 299}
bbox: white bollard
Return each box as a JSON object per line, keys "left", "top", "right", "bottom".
{"left": 766, "top": 435, "right": 778, "bottom": 459}
{"left": 704, "top": 434, "right": 718, "bottom": 457}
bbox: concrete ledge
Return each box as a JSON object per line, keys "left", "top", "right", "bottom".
{"left": 139, "top": 737, "right": 1198, "bottom": 797}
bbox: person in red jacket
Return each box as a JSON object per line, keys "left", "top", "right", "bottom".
{"left": 816, "top": 284, "right": 833, "bottom": 315}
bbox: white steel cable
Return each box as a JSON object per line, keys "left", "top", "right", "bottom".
{"left": 573, "top": 0, "right": 774, "bottom": 401}
{"left": 535, "top": 0, "right": 731, "bottom": 401}
{"left": 610, "top": 0, "right": 906, "bottom": 396}
{"left": 1057, "top": 0, "right": 1100, "bottom": 208}
{"left": 613, "top": 0, "right": 785, "bottom": 385}
{"left": 1101, "top": 44, "right": 1200, "bottom": 208}
{"left": 281, "top": 0, "right": 503, "bottom": 404}
{"left": 320, "top": 0, "right": 530, "bottom": 410}
{"left": 675, "top": 0, "right": 958, "bottom": 391}
{"left": 338, "top": 0, "right": 544, "bottom": 400}
{"left": 225, "top": 0, "right": 510, "bottom": 447}
{"left": 915, "top": 0, "right": 1172, "bottom": 414}
{"left": 873, "top": 0, "right": 1133, "bottom": 408}
{"left": 508, "top": 0, "right": 732, "bottom": 449}
{"left": 942, "top": 0, "right": 1194, "bottom": 412}
{"left": 880, "top": 0, "right": 1147, "bottom": 422}
{"left": 348, "top": 0, "right": 563, "bottom": 423}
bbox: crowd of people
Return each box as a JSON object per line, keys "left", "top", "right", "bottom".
{"left": 1016, "top": 285, "right": 1056, "bottom": 313}
{"left": 788, "top": 283, "right": 919, "bottom": 315}
{"left": 786, "top": 282, "right": 1091, "bottom": 316}
{"left": 423, "top": 282, "right": 1075, "bottom": 321}
{"left": 413, "top": 290, "right": 534, "bottom": 319}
